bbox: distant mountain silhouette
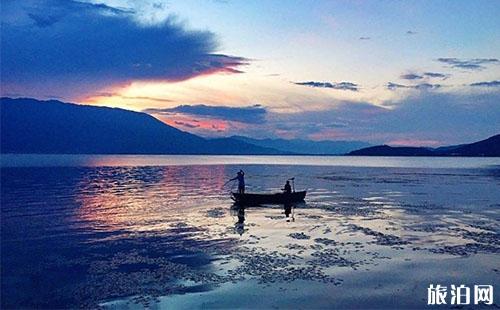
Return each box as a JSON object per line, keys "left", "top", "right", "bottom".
{"left": 0, "top": 97, "right": 286, "bottom": 155}
{"left": 434, "top": 134, "right": 500, "bottom": 156}
{"left": 348, "top": 145, "right": 434, "bottom": 156}
{"left": 348, "top": 134, "right": 500, "bottom": 157}
{"left": 231, "top": 135, "right": 370, "bottom": 155}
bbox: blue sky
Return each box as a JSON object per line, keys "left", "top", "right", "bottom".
{"left": 1, "top": 0, "right": 499, "bottom": 145}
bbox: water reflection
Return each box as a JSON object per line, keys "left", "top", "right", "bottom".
{"left": 3, "top": 154, "right": 500, "bottom": 169}
{"left": 231, "top": 206, "right": 246, "bottom": 236}
{"left": 284, "top": 203, "right": 294, "bottom": 222}
{"left": 2, "top": 163, "right": 499, "bottom": 309}
{"left": 230, "top": 201, "right": 300, "bottom": 236}
{"left": 74, "top": 165, "right": 228, "bottom": 233}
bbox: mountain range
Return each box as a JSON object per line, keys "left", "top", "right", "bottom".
{"left": 0, "top": 97, "right": 284, "bottom": 155}
{"left": 348, "top": 134, "right": 500, "bottom": 157}
{"left": 230, "top": 136, "right": 370, "bottom": 155}
{"left": 1, "top": 97, "right": 498, "bottom": 156}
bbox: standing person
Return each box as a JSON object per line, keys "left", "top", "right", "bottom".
{"left": 230, "top": 170, "right": 245, "bottom": 194}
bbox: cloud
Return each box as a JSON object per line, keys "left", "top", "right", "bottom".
{"left": 231, "top": 101, "right": 388, "bottom": 140}
{"left": 268, "top": 91, "right": 500, "bottom": 145}
{"left": 423, "top": 72, "right": 448, "bottom": 79}
{"left": 293, "top": 81, "right": 359, "bottom": 91}
{"left": 174, "top": 121, "right": 200, "bottom": 128}
{"left": 387, "top": 82, "right": 441, "bottom": 90}
{"left": 92, "top": 92, "right": 173, "bottom": 103}
{"left": 0, "top": 0, "right": 248, "bottom": 98}
{"left": 400, "top": 72, "right": 449, "bottom": 80}
{"left": 400, "top": 73, "right": 423, "bottom": 80}
{"left": 387, "top": 82, "right": 408, "bottom": 90}
{"left": 436, "top": 58, "right": 499, "bottom": 70}
{"left": 376, "top": 92, "right": 500, "bottom": 141}
{"left": 27, "top": 13, "right": 62, "bottom": 28}
{"left": 470, "top": 80, "right": 500, "bottom": 87}
{"left": 414, "top": 83, "right": 442, "bottom": 90}
{"left": 144, "top": 92, "right": 499, "bottom": 146}
{"left": 144, "top": 104, "right": 267, "bottom": 124}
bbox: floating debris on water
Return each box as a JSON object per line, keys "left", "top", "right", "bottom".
{"left": 288, "top": 232, "right": 311, "bottom": 240}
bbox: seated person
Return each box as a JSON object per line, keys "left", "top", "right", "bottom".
{"left": 283, "top": 180, "right": 292, "bottom": 194}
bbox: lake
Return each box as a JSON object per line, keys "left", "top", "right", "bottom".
{"left": 1, "top": 155, "right": 499, "bottom": 308}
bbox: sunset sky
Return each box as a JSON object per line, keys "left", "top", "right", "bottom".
{"left": 1, "top": 0, "right": 499, "bottom": 145}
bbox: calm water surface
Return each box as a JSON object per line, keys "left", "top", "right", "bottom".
{"left": 3, "top": 154, "right": 500, "bottom": 168}
{"left": 1, "top": 155, "right": 499, "bottom": 308}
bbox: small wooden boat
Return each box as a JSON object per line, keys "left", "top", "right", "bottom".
{"left": 232, "top": 191, "right": 306, "bottom": 205}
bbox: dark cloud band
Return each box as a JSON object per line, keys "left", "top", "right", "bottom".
{"left": 0, "top": 0, "right": 248, "bottom": 98}
{"left": 436, "top": 58, "right": 499, "bottom": 70}
{"left": 400, "top": 72, "right": 449, "bottom": 80}
{"left": 387, "top": 82, "right": 441, "bottom": 90}
{"left": 293, "top": 81, "right": 359, "bottom": 91}
{"left": 144, "top": 104, "right": 267, "bottom": 124}
{"left": 470, "top": 80, "right": 500, "bottom": 87}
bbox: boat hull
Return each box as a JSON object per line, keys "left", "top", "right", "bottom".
{"left": 232, "top": 191, "right": 306, "bottom": 205}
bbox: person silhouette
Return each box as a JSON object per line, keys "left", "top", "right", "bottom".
{"left": 283, "top": 180, "right": 292, "bottom": 194}
{"left": 230, "top": 170, "right": 245, "bottom": 194}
